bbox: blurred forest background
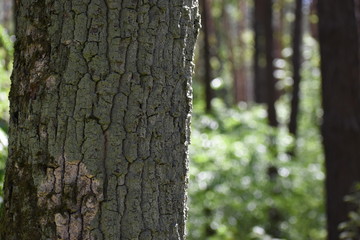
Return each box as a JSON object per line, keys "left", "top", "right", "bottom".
{"left": 1, "top": 0, "right": 360, "bottom": 239}
{"left": 189, "top": 0, "right": 327, "bottom": 239}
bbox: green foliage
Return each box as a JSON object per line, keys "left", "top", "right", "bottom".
{"left": 0, "top": 24, "right": 12, "bottom": 126}
{"left": 187, "top": 35, "right": 326, "bottom": 239}
{"left": 187, "top": 104, "right": 325, "bottom": 239}
{"left": 0, "top": 24, "right": 12, "bottom": 203}
{"left": 0, "top": 25, "right": 13, "bottom": 55}
{"left": 339, "top": 183, "right": 360, "bottom": 240}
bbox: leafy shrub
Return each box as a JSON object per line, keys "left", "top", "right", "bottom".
{"left": 339, "top": 183, "right": 360, "bottom": 240}
{"left": 187, "top": 100, "right": 325, "bottom": 240}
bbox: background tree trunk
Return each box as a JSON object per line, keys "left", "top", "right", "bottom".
{"left": 224, "top": 0, "right": 248, "bottom": 104}
{"left": 0, "top": 0, "right": 14, "bottom": 32}
{"left": 309, "top": 0, "right": 318, "bottom": 40}
{"left": 200, "top": 0, "right": 214, "bottom": 112}
{"left": 264, "top": 0, "right": 278, "bottom": 127}
{"left": 253, "top": 0, "right": 267, "bottom": 103}
{"left": 236, "top": 0, "right": 249, "bottom": 103}
{"left": 0, "top": 1, "right": 200, "bottom": 239}
{"left": 289, "top": 0, "right": 303, "bottom": 139}
{"left": 318, "top": 0, "right": 360, "bottom": 239}
{"left": 273, "top": 0, "right": 285, "bottom": 60}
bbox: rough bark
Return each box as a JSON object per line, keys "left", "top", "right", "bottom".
{"left": 318, "top": 0, "right": 360, "bottom": 239}
{"left": 288, "top": 0, "right": 303, "bottom": 138}
{"left": 0, "top": 0, "right": 200, "bottom": 239}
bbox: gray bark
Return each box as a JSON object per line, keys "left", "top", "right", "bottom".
{"left": 0, "top": 0, "right": 200, "bottom": 239}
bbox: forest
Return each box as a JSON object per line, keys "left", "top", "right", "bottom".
{"left": 0, "top": 0, "right": 360, "bottom": 239}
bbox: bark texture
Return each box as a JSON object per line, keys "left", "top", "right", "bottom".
{"left": 0, "top": 0, "right": 200, "bottom": 239}
{"left": 318, "top": 0, "right": 360, "bottom": 239}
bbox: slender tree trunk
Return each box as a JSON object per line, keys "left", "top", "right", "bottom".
{"left": 309, "top": 0, "right": 318, "bottom": 40}
{"left": 318, "top": 0, "right": 360, "bottom": 239}
{"left": 201, "top": 0, "right": 214, "bottom": 112}
{"left": 253, "top": 0, "right": 267, "bottom": 103}
{"left": 289, "top": 0, "right": 303, "bottom": 138}
{"left": 0, "top": 0, "right": 14, "bottom": 32}
{"left": 274, "top": 0, "right": 285, "bottom": 60}
{"left": 235, "top": 0, "right": 248, "bottom": 103}
{"left": 0, "top": 1, "right": 200, "bottom": 239}
{"left": 264, "top": 0, "right": 278, "bottom": 127}
{"left": 222, "top": 2, "right": 247, "bottom": 104}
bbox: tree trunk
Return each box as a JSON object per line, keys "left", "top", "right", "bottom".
{"left": 237, "top": 0, "right": 250, "bottom": 103}
{"left": 222, "top": 2, "right": 247, "bottom": 104}
{"left": 288, "top": 0, "right": 303, "bottom": 138}
{"left": 0, "top": 1, "right": 200, "bottom": 239}
{"left": 253, "top": 0, "right": 267, "bottom": 103}
{"left": 318, "top": 0, "right": 360, "bottom": 239}
{"left": 309, "top": 0, "right": 318, "bottom": 40}
{"left": 264, "top": 0, "right": 278, "bottom": 127}
{"left": 235, "top": 0, "right": 248, "bottom": 103}
{"left": 273, "top": 0, "right": 285, "bottom": 60}
{"left": 0, "top": 0, "right": 14, "bottom": 32}
{"left": 200, "top": 0, "right": 214, "bottom": 112}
